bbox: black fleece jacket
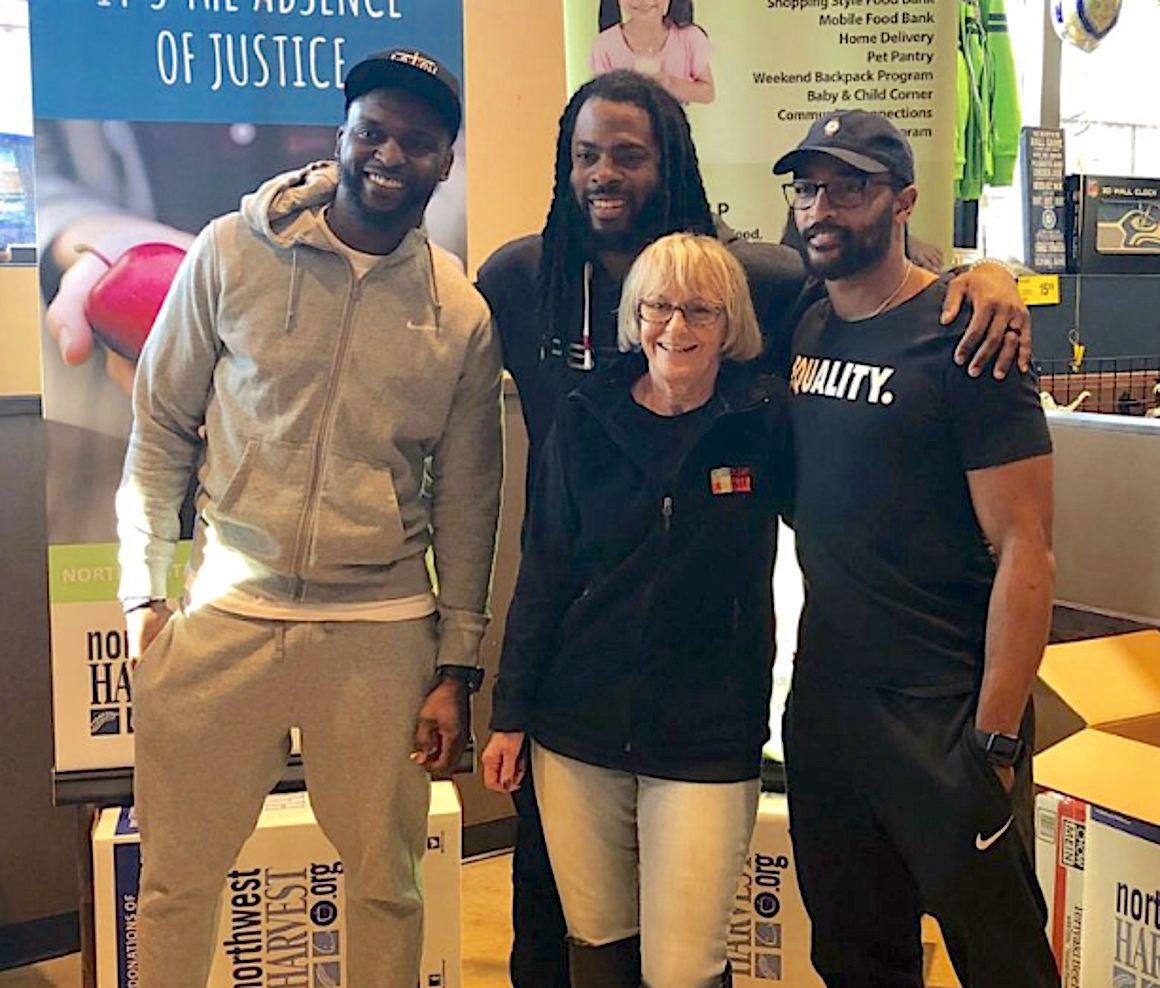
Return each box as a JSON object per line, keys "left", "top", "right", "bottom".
{"left": 491, "top": 353, "right": 794, "bottom": 782}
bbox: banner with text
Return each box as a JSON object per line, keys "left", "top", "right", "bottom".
{"left": 31, "top": 0, "right": 465, "bottom": 776}
{"left": 563, "top": 0, "right": 956, "bottom": 250}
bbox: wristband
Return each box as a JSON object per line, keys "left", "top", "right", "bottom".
{"left": 968, "top": 257, "right": 1021, "bottom": 281}
{"left": 435, "top": 665, "right": 485, "bottom": 694}
{"left": 975, "top": 730, "right": 1024, "bottom": 767}
{"left": 123, "top": 599, "right": 165, "bottom": 615}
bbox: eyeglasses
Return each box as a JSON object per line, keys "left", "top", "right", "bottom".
{"left": 782, "top": 176, "right": 896, "bottom": 210}
{"left": 638, "top": 298, "right": 724, "bottom": 327}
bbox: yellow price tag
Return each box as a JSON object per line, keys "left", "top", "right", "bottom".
{"left": 1018, "top": 275, "right": 1061, "bottom": 306}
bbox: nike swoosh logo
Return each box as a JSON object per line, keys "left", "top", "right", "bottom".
{"left": 975, "top": 816, "right": 1014, "bottom": 851}
{"left": 406, "top": 320, "right": 438, "bottom": 331}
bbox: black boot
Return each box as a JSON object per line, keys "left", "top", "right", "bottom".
{"left": 567, "top": 936, "right": 641, "bottom": 988}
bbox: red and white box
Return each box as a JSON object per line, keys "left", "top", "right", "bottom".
{"left": 1035, "top": 790, "right": 1087, "bottom": 987}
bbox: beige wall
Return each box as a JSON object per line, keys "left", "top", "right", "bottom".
{"left": 464, "top": 2, "right": 565, "bottom": 273}
{"left": 0, "top": 267, "right": 43, "bottom": 397}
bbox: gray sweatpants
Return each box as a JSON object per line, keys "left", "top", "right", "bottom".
{"left": 132, "top": 605, "right": 436, "bottom": 988}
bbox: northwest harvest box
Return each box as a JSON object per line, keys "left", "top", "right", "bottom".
{"left": 92, "top": 782, "right": 462, "bottom": 988}
{"left": 1035, "top": 631, "right": 1160, "bottom": 988}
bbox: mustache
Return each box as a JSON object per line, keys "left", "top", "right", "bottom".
{"left": 802, "top": 222, "right": 848, "bottom": 240}
{"left": 587, "top": 185, "right": 626, "bottom": 198}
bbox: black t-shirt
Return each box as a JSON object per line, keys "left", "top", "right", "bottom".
{"left": 620, "top": 394, "right": 719, "bottom": 483}
{"left": 789, "top": 278, "right": 1053, "bottom": 693}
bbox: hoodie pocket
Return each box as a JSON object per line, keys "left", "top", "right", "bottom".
{"left": 305, "top": 449, "right": 407, "bottom": 571}
{"left": 210, "top": 437, "right": 311, "bottom": 573}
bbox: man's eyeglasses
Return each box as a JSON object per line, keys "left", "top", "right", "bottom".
{"left": 782, "top": 176, "right": 896, "bottom": 210}
{"left": 638, "top": 299, "right": 724, "bottom": 327}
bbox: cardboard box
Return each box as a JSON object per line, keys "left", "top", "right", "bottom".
{"left": 93, "top": 782, "right": 462, "bottom": 988}
{"left": 1035, "top": 632, "right": 1160, "bottom": 988}
{"left": 1065, "top": 174, "right": 1160, "bottom": 274}
{"left": 1079, "top": 807, "right": 1160, "bottom": 988}
{"left": 1035, "top": 631, "right": 1160, "bottom": 828}
{"left": 1035, "top": 791, "right": 1088, "bottom": 987}
{"left": 730, "top": 793, "right": 823, "bottom": 986}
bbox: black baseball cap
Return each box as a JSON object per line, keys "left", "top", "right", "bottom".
{"left": 773, "top": 110, "right": 914, "bottom": 185}
{"left": 343, "top": 48, "right": 462, "bottom": 139}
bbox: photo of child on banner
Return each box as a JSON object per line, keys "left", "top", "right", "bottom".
{"left": 590, "top": 0, "right": 714, "bottom": 104}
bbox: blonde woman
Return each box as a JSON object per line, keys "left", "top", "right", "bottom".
{"left": 483, "top": 233, "right": 790, "bottom": 988}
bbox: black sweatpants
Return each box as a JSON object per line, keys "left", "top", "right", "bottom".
{"left": 783, "top": 677, "right": 1059, "bottom": 988}
{"left": 510, "top": 756, "right": 572, "bottom": 988}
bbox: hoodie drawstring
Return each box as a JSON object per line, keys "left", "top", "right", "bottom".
{"left": 425, "top": 239, "right": 443, "bottom": 334}
{"left": 284, "top": 246, "right": 301, "bottom": 334}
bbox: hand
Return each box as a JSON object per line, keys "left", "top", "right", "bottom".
{"left": 993, "top": 764, "right": 1016, "bottom": 793}
{"left": 907, "top": 234, "right": 944, "bottom": 274}
{"left": 45, "top": 215, "right": 195, "bottom": 395}
{"left": 126, "top": 602, "right": 173, "bottom": 664}
{"left": 412, "top": 679, "right": 470, "bottom": 778}
{"left": 481, "top": 731, "right": 527, "bottom": 793}
{"left": 943, "top": 261, "right": 1031, "bottom": 380}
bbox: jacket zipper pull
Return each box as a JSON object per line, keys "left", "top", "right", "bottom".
{"left": 661, "top": 495, "right": 673, "bottom": 532}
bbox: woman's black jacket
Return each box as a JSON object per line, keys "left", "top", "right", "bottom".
{"left": 491, "top": 353, "right": 794, "bottom": 783}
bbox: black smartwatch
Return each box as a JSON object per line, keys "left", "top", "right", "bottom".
{"left": 976, "top": 730, "right": 1024, "bottom": 767}
{"left": 436, "top": 665, "right": 484, "bottom": 694}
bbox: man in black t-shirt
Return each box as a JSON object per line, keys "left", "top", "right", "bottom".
{"left": 778, "top": 111, "right": 1060, "bottom": 987}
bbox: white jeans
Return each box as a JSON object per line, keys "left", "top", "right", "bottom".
{"left": 533, "top": 742, "right": 760, "bottom": 988}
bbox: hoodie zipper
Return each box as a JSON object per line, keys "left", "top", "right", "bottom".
{"left": 288, "top": 267, "right": 364, "bottom": 595}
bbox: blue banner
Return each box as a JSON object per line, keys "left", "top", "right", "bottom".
{"left": 29, "top": 0, "right": 463, "bottom": 125}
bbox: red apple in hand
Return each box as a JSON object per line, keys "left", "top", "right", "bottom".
{"left": 80, "top": 243, "right": 187, "bottom": 361}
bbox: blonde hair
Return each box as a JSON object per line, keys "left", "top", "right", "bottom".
{"left": 617, "top": 233, "right": 763, "bottom": 362}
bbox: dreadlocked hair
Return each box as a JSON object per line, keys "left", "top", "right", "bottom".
{"left": 538, "top": 70, "right": 716, "bottom": 344}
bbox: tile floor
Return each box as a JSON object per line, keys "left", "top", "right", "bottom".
{"left": 0, "top": 852, "right": 959, "bottom": 987}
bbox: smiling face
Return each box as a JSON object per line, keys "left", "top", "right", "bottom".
{"left": 621, "top": 0, "right": 670, "bottom": 21}
{"left": 638, "top": 285, "right": 726, "bottom": 393}
{"left": 793, "top": 154, "right": 909, "bottom": 281}
{"left": 333, "top": 88, "right": 453, "bottom": 236}
{"left": 569, "top": 97, "right": 662, "bottom": 254}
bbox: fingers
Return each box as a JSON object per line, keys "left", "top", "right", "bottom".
{"left": 428, "top": 723, "right": 464, "bottom": 777}
{"left": 964, "top": 307, "right": 1006, "bottom": 379}
{"left": 411, "top": 718, "right": 441, "bottom": 769}
{"left": 1017, "top": 319, "right": 1033, "bottom": 375}
{"left": 46, "top": 258, "right": 103, "bottom": 365}
{"left": 941, "top": 279, "right": 965, "bottom": 332}
{"left": 991, "top": 330, "right": 1021, "bottom": 381}
{"left": 481, "top": 736, "right": 525, "bottom": 793}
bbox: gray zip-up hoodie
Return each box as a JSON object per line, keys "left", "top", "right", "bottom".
{"left": 116, "top": 161, "right": 503, "bottom": 666}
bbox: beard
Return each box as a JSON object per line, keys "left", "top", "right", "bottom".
{"left": 801, "top": 202, "right": 895, "bottom": 281}
{"left": 338, "top": 159, "right": 437, "bottom": 230}
{"left": 579, "top": 189, "right": 667, "bottom": 257}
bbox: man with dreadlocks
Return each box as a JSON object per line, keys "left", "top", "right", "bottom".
{"left": 476, "top": 69, "right": 1030, "bottom": 988}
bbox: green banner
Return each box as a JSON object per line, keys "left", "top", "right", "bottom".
{"left": 562, "top": 0, "right": 955, "bottom": 252}
{"left": 48, "top": 542, "right": 192, "bottom": 605}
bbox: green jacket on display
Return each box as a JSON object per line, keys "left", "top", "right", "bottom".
{"left": 956, "top": 0, "right": 1022, "bottom": 201}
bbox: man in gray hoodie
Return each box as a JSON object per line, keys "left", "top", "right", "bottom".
{"left": 116, "top": 49, "right": 502, "bottom": 988}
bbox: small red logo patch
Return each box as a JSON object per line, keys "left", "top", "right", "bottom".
{"left": 710, "top": 466, "right": 753, "bottom": 495}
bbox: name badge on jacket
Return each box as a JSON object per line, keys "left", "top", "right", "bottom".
{"left": 710, "top": 466, "right": 752, "bottom": 495}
